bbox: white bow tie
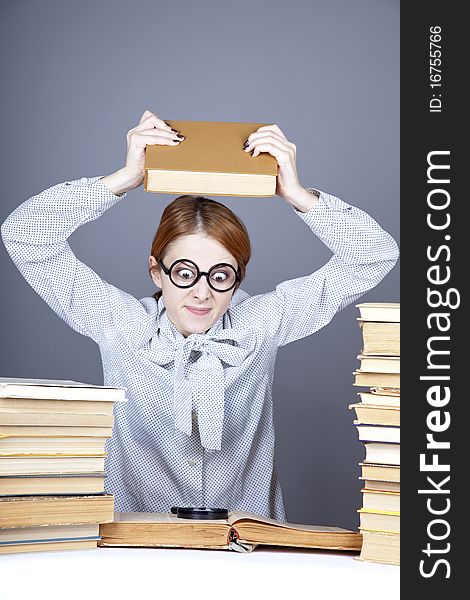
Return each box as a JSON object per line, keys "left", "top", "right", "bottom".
{"left": 147, "top": 325, "right": 255, "bottom": 451}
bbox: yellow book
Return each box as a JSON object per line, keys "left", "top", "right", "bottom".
{"left": 358, "top": 508, "right": 400, "bottom": 534}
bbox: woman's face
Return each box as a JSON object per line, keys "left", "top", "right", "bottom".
{"left": 149, "top": 233, "right": 238, "bottom": 337}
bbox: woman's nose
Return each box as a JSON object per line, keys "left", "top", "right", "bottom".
{"left": 191, "top": 275, "right": 211, "bottom": 298}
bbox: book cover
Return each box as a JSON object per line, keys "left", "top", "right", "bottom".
{"left": 144, "top": 120, "right": 278, "bottom": 196}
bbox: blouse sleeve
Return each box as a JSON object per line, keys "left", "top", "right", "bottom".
{"left": 240, "top": 188, "right": 399, "bottom": 348}
{"left": 1, "top": 176, "right": 150, "bottom": 345}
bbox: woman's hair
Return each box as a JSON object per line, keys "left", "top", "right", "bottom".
{"left": 149, "top": 195, "right": 251, "bottom": 301}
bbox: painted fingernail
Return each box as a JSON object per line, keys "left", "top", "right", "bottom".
{"left": 171, "top": 128, "right": 180, "bottom": 134}
{"left": 243, "top": 139, "right": 249, "bottom": 147}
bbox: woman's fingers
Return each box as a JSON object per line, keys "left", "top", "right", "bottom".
{"left": 121, "top": 111, "right": 182, "bottom": 186}
{"left": 243, "top": 126, "right": 302, "bottom": 202}
{"left": 129, "top": 115, "right": 178, "bottom": 140}
{"left": 127, "top": 118, "right": 183, "bottom": 146}
{"left": 244, "top": 134, "right": 295, "bottom": 164}
{"left": 255, "top": 123, "right": 288, "bottom": 140}
{"left": 138, "top": 109, "right": 169, "bottom": 129}
{"left": 246, "top": 141, "right": 293, "bottom": 166}
{"left": 134, "top": 114, "right": 173, "bottom": 133}
{"left": 244, "top": 131, "right": 294, "bottom": 150}
{"left": 244, "top": 128, "right": 296, "bottom": 156}
{"left": 129, "top": 131, "right": 182, "bottom": 147}
{"left": 129, "top": 127, "right": 182, "bottom": 143}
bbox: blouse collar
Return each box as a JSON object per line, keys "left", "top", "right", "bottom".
{"left": 136, "top": 289, "right": 256, "bottom": 452}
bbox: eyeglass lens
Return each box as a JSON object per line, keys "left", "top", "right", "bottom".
{"left": 170, "top": 260, "right": 237, "bottom": 290}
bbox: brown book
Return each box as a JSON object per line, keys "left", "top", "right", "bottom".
{"left": 349, "top": 403, "right": 400, "bottom": 426}
{"left": 359, "top": 321, "right": 400, "bottom": 356}
{"left": 0, "top": 494, "right": 114, "bottom": 528}
{"left": 355, "top": 302, "right": 400, "bottom": 323}
{"left": 0, "top": 523, "right": 100, "bottom": 555}
{"left": 144, "top": 120, "right": 278, "bottom": 196}
{"left": 360, "top": 479, "right": 400, "bottom": 493}
{"left": 353, "top": 371, "right": 400, "bottom": 389}
{"left": 0, "top": 473, "right": 105, "bottom": 496}
{"left": 99, "top": 511, "right": 362, "bottom": 553}
{"left": 0, "top": 425, "right": 113, "bottom": 437}
{"left": 358, "top": 530, "right": 400, "bottom": 566}
{"left": 359, "top": 463, "right": 400, "bottom": 483}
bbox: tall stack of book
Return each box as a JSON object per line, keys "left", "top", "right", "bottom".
{"left": 349, "top": 303, "right": 400, "bottom": 566}
{"left": 0, "top": 377, "right": 125, "bottom": 554}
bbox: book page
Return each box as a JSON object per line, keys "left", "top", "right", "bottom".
{"left": 228, "top": 511, "right": 350, "bottom": 532}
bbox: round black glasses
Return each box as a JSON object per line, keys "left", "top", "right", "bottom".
{"left": 158, "top": 258, "right": 240, "bottom": 293}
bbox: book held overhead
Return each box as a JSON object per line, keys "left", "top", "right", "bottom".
{"left": 144, "top": 120, "right": 278, "bottom": 196}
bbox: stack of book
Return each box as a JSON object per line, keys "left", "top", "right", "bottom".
{"left": 350, "top": 303, "right": 400, "bottom": 566}
{"left": 0, "top": 377, "right": 125, "bottom": 554}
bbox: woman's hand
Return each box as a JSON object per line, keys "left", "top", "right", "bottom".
{"left": 123, "top": 110, "right": 184, "bottom": 186}
{"left": 244, "top": 124, "right": 309, "bottom": 208}
{"left": 102, "top": 110, "right": 184, "bottom": 195}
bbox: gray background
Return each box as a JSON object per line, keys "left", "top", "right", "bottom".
{"left": 0, "top": 0, "right": 399, "bottom": 529}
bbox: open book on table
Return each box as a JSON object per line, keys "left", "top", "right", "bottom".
{"left": 98, "top": 510, "right": 362, "bottom": 553}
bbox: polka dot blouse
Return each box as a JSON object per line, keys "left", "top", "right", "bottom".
{"left": 1, "top": 176, "right": 399, "bottom": 520}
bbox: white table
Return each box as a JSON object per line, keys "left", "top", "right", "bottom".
{"left": 0, "top": 546, "right": 399, "bottom": 599}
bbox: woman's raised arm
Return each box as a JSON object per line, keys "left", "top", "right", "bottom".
{"left": 1, "top": 110, "right": 183, "bottom": 345}
{"left": 233, "top": 124, "right": 399, "bottom": 347}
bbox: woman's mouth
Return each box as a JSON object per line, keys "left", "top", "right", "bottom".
{"left": 185, "top": 306, "right": 211, "bottom": 316}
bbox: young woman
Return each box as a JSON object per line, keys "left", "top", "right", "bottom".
{"left": 1, "top": 110, "right": 399, "bottom": 520}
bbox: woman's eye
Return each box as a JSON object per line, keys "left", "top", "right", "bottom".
{"left": 178, "top": 269, "right": 194, "bottom": 279}
{"left": 212, "top": 271, "right": 228, "bottom": 281}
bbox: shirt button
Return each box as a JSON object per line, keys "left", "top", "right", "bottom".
{"left": 188, "top": 459, "right": 197, "bottom": 467}
{"left": 192, "top": 412, "right": 197, "bottom": 422}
